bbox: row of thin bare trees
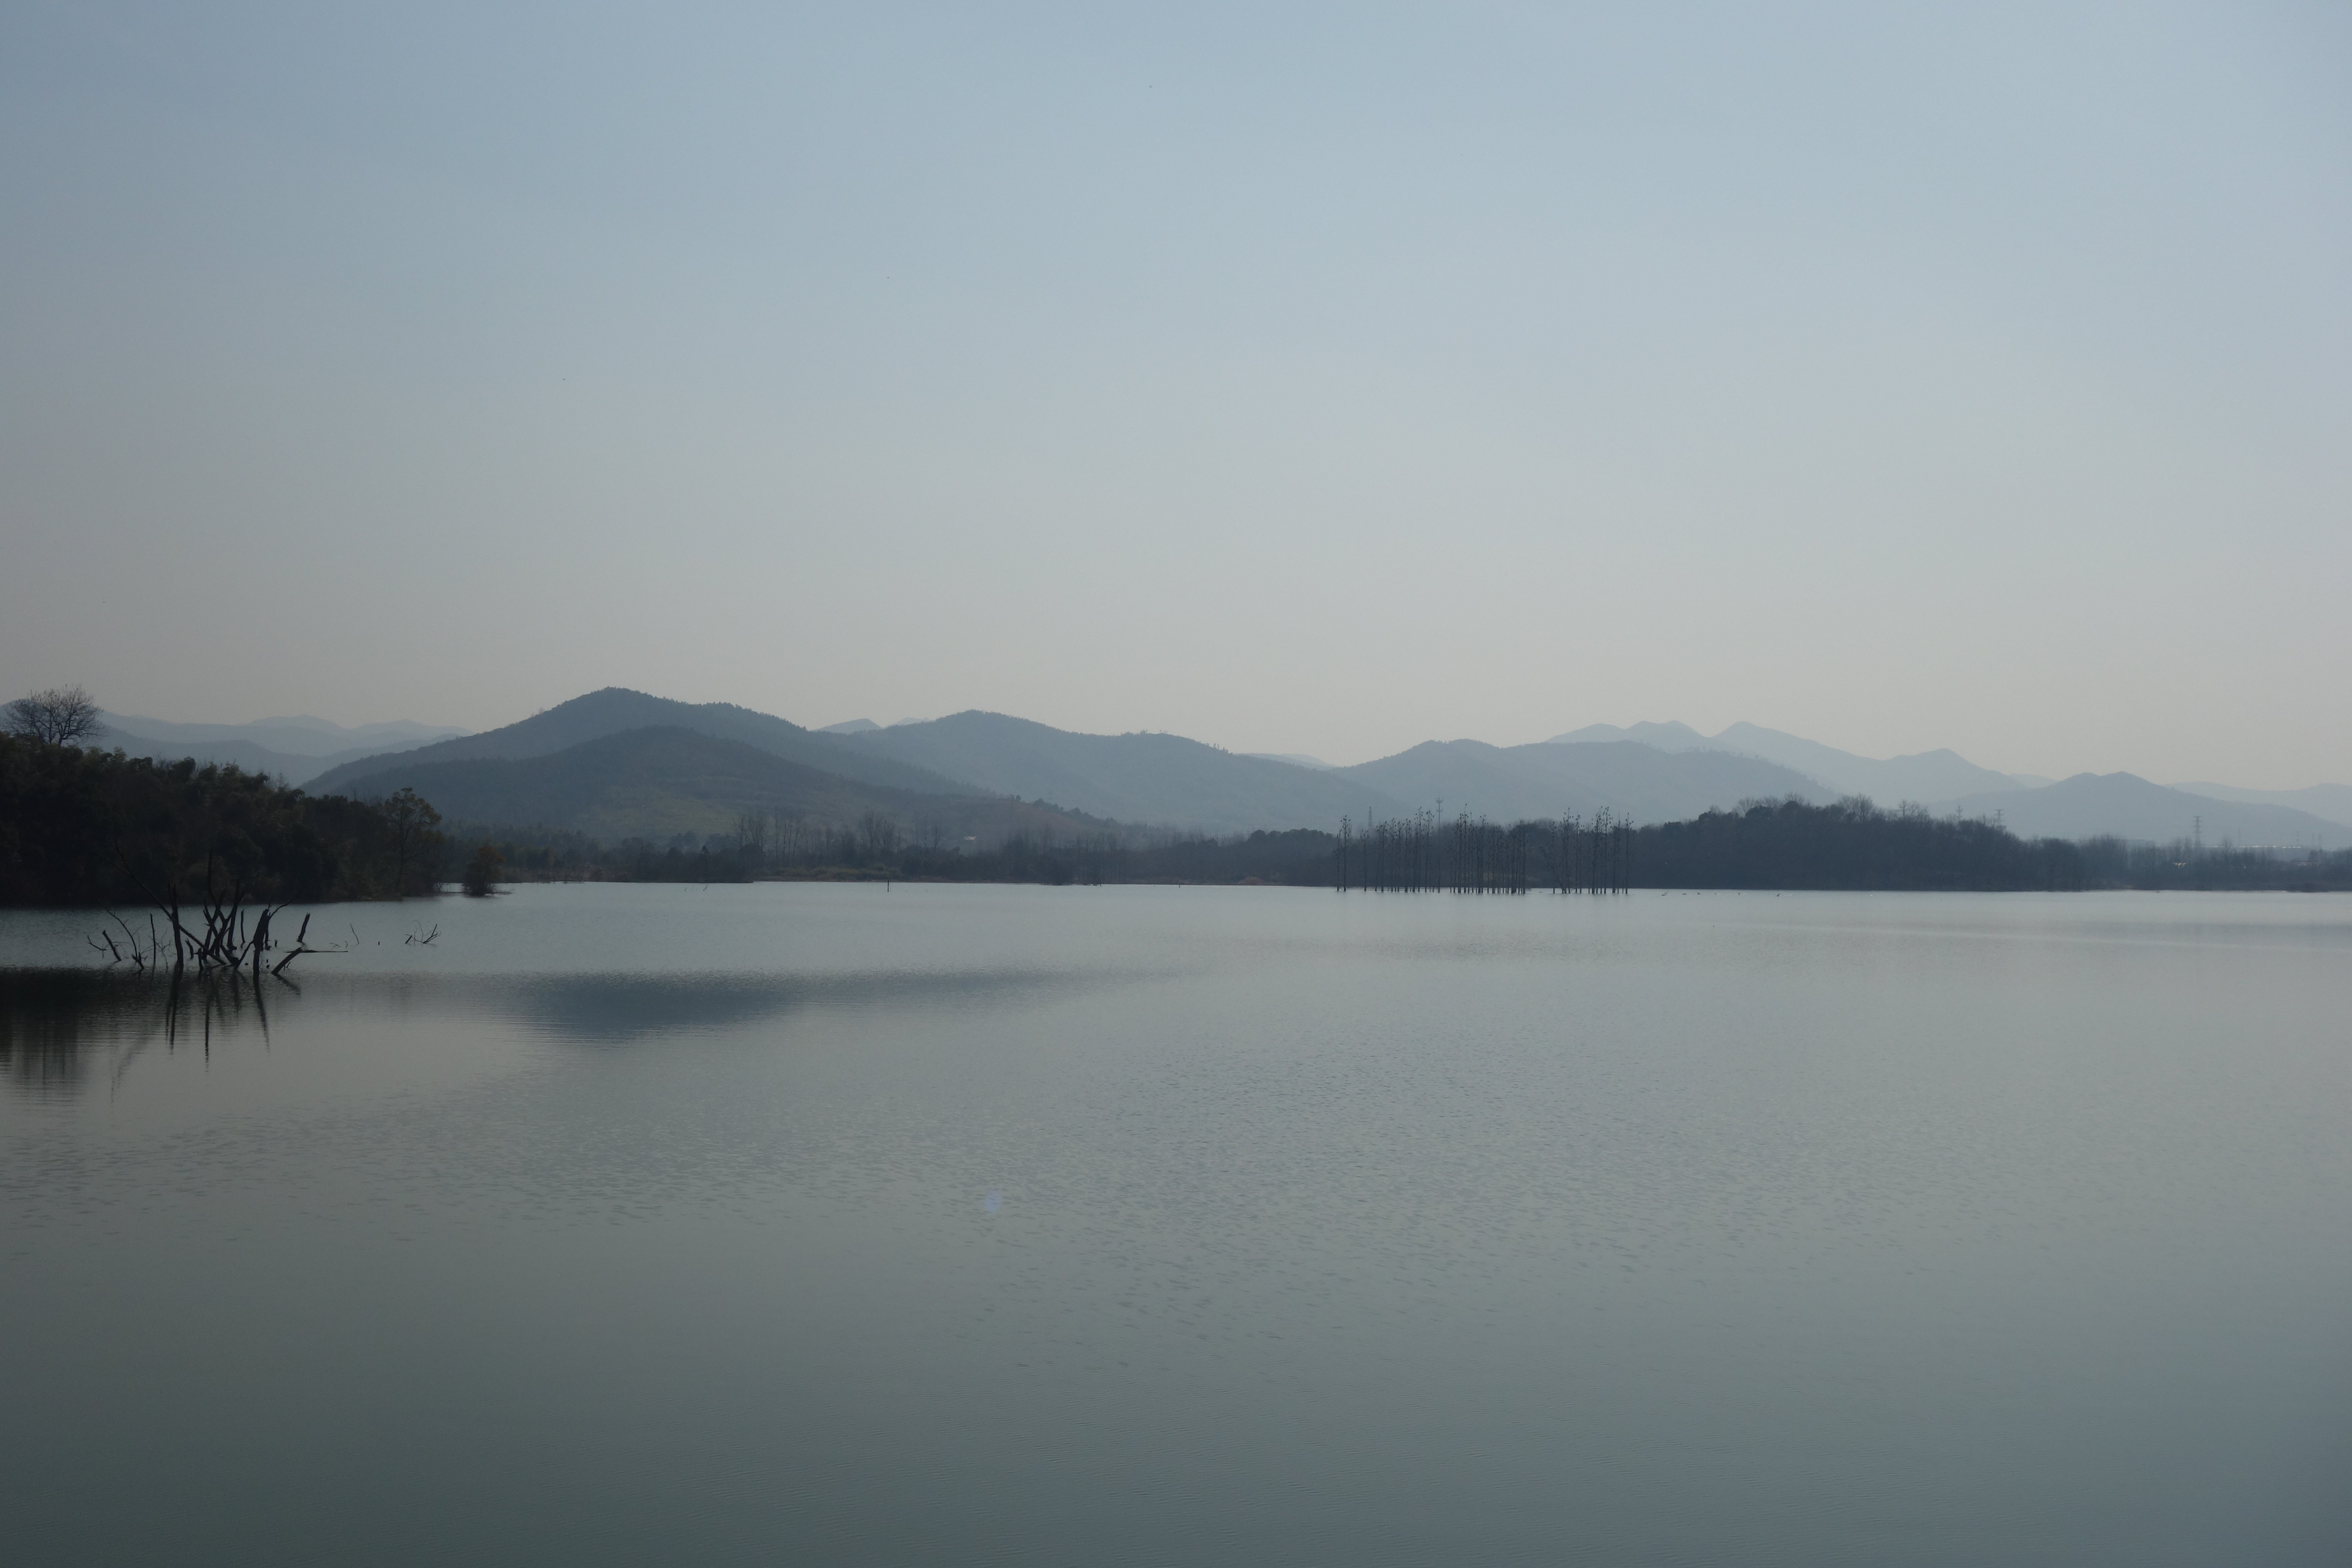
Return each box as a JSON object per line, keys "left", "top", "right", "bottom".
{"left": 731, "top": 809, "right": 942, "bottom": 870}
{"left": 1336, "top": 809, "right": 1634, "bottom": 894}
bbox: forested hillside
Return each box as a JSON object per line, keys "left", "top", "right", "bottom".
{"left": 1632, "top": 798, "right": 2084, "bottom": 890}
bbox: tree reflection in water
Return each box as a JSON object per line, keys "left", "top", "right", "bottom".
{"left": 0, "top": 962, "right": 1103, "bottom": 1098}
{"left": 0, "top": 967, "right": 281, "bottom": 1097}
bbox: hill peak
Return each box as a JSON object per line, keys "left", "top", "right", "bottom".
{"left": 1546, "top": 721, "right": 1709, "bottom": 749}
{"left": 306, "top": 688, "right": 973, "bottom": 800}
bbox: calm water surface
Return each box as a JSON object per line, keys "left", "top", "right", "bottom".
{"left": 3, "top": 885, "right": 2347, "bottom": 1565}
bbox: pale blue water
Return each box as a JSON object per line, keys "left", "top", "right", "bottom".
{"left": 3, "top": 885, "right": 2347, "bottom": 1565}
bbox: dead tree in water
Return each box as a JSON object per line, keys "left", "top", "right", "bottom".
{"left": 1339, "top": 807, "right": 1442, "bottom": 891}
{"left": 1442, "top": 813, "right": 1531, "bottom": 894}
{"left": 1549, "top": 809, "right": 1633, "bottom": 894}
{"left": 100, "top": 844, "right": 337, "bottom": 983}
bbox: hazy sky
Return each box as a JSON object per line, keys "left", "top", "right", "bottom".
{"left": 3, "top": 3, "right": 2346, "bottom": 783}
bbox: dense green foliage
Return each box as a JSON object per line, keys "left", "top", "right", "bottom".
{"left": 1341, "top": 798, "right": 2104, "bottom": 892}
{"left": 1630, "top": 798, "right": 2350, "bottom": 891}
{"left": 0, "top": 738, "right": 444, "bottom": 907}
{"left": 1633, "top": 797, "right": 2087, "bottom": 890}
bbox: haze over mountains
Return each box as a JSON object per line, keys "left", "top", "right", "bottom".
{"left": 101, "top": 689, "right": 2351, "bottom": 848}
{"left": 306, "top": 689, "right": 973, "bottom": 800}
{"left": 830, "top": 713, "right": 1397, "bottom": 833}
{"left": 1549, "top": 722, "right": 2025, "bottom": 802}
{"left": 292, "top": 692, "right": 1839, "bottom": 837}
{"left": 357, "top": 726, "right": 1107, "bottom": 845}
{"left": 1338, "top": 741, "right": 1821, "bottom": 827}
{"left": 1936, "top": 775, "right": 2343, "bottom": 847}
{"left": 2168, "top": 780, "right": 2352, "bottom": 827}
{"left": 98, "top": 711, "right": 466, "bottom": 787}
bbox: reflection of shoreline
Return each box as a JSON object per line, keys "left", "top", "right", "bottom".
{"left": 484, "top": 966, "right": 1118, "bottom": 1044}
{"left": 1, "top": 961, "right": 1155, "bottom": 1097}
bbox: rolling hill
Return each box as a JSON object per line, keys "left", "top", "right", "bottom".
{"left": 833, "top": 711, "right": 1407, "bottom": 833}
{"left": 368, "top": 726, "right": 1107, "bottom": 844}
{"left": 309, "top": 688, "right": 975, "bottom": 800}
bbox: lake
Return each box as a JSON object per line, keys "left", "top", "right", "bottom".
{"left": 3, "top": 884, "right": 2347, "bottom": 1565}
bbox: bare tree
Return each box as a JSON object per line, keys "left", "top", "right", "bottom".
{"left": 5, "top": 684, "right": 104, "bottom": 745}
{"left": 858, "top": 810, "right": 900, "bottom": 863}
{"left": 735, "top": 810, "right": 771, "bottom": 868}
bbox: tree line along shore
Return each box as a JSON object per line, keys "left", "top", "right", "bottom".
{"left": 5, "top": 735, "right": 2345, "bottom": 909}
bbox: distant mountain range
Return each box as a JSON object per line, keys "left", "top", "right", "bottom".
{"left": 360, "top": 726, "right": 1105, "bottom": 844}
{"left": 1547, "top": 721, "right": 2024, "bottom": 802}
{"left": 104, "top": 711, "right": 461, "bottom": 753}
{"left": 296, "top": 692, "right": 1832, "bottom": 839}
{"left": 1937, "top": 774, "right": 2342, "bottom": 847}
{"left": 2167, "top": 780, "right": 2352, "bottom": 829}
{"left": 305, "top": 689, "right": 973, "bottom": 800}
{"left": 1336, "top": 739, "right": 1822, "bottom": 825}
{"left": 831, "top": 712, "right": 1399, "bottom": 833}
{"left": 98, "top": 710, "right": 467, "bottom": 787}
{"left": 98, "top": 691, "right": 2349, "bottom": 847}
{"left": 1546, "top": 720, "right": 2349, "bottom": 842}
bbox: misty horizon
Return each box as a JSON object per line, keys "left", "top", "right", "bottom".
{"left": 88, "top": 691, "right": 2352, "bottom": 796}
{"left": 5, "top": 6, "right": 2348, "bottom": 790}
